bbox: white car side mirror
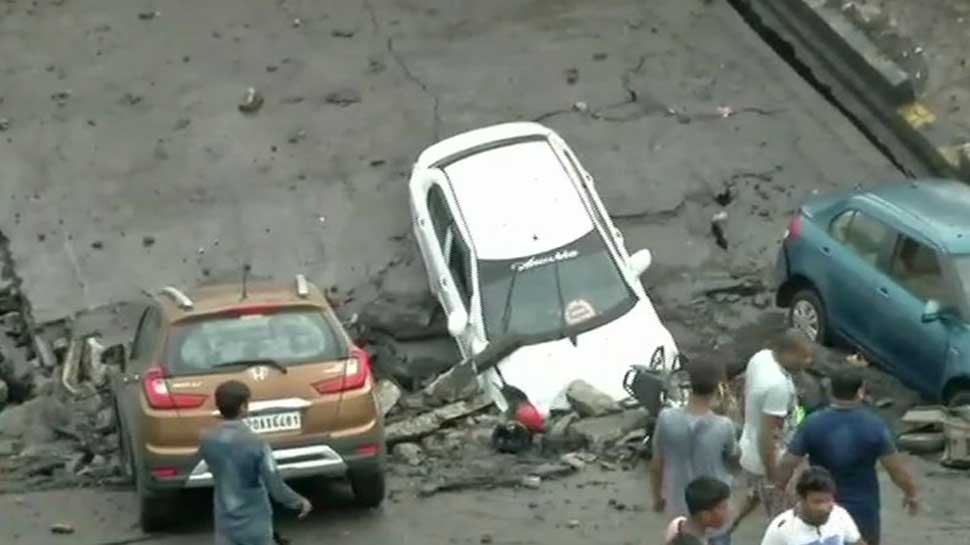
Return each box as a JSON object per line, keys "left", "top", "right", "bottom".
{"left": 629, "top": 249, "right": 653, "bottom": 276}
{"left": 447, "top": 308, "right": 469, "bottom": 337}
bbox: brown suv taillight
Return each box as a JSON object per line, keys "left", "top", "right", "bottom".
{"left": 143, "top": 366, "right": 208, "bottom": 410}
{"left": 312, "top": 347, "right": 372, "bottom": 394}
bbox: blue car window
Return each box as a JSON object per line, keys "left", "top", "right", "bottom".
{"left": 890, "top": 236, "right": 947, "bottom": 302}
{"left": 830, "top": 210, "right": 855, "bottom": 242}
{"left": 839, "top": 211, "right": 890, "bottom": 267}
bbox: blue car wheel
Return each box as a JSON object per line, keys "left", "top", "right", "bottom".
{"left": 788, "top": 289, "right": 829, "bottom": 345}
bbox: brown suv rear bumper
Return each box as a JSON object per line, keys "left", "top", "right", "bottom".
{"left": 143, "top": 422, "right": 385, "bottom": 491}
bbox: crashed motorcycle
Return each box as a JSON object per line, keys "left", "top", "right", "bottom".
{"left": 623, "top": 346, "right": 744, "bottom": 457}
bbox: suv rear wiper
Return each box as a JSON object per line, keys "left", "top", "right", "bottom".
{"left": 211, "top": 359, "right": 288, "bottom": 374}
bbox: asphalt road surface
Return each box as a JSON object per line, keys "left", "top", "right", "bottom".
{"left": 0, "top": 0, "right": 896, "bottom": 324}
{"left": 3, "top": 0, "right": 955, "bottom": 543}
{"left": 1, "top": 459, "right": 967, "bottom": 545}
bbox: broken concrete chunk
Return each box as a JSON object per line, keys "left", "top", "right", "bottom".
{"left": 385, "top": 396, "right": 493, "bottom": 444}
{"left": 65, "top": 452, "right": 87, "bottom": 475}
{"left": 569, "top": 408, "right": 650, "bottom": 450}
{"left": 531, "top": 462, "right": 574, "bottom": 478}
{"left": 520, "top": 475, "right": 541, "bottom": 489}
{"left": 0, "top": 439, "right": 18, "bottom": 456}
{"left": 376, "top": 380, "right": 402, "bottom": 416}
{"left": 94, "top": 408, "right": 115, "bottom": 433}
{"left": 0, "top": 397, "right": 44, "bottom": 439}
{"left": 238, "top": 87, "right": 264, "bottom": 114}
{"left": 0, "top": 379, "right": 8, "bottom": 407}
{"left": 542, "top": 412, "right": 583, "bottom": 452}
{"left": 424, "top": 362, "right": 479, "bottom": 403}
{"left": 358, "top": 292, "right": 444, "bottom": 341}
{"left": 560, "top": 452, "right": 586, "bottom": 470}
{"left": 0, "top": 343, "right": 37, "bottom": 402}
{"left": 50, "top": 523, "right": 75, "bottom": 535}
{"left": 392, "top": 442, "right": 423, "bottom": 466}
{"left": 566, "top": 380, "right": 621, "bottom": 417}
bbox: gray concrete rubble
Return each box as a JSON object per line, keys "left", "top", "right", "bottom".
{"left": 565, "top": 380, "right": 621, "bottom": 418}
{"left": 423, "top": 361, "right": 480, "bottom": 404}
{"left": 0, "top": 288, "right": 127, "bottom": 493}
{"left": 358, "top": 292, "right": 447, "bottom": 342}
{"left": 376, "top": 379, "right": 403, "bottom": 416}
{"left": 392, "top": 443, "right": 424, "bottom": 466}
{"left": 385, "top": 396, "right": 494, "bottom": 445}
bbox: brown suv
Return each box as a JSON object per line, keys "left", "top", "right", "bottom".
{"left": 110, "top": 276, "right": 386, "bottom": 531}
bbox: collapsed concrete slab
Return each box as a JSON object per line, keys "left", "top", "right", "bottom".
{"left": 358, "top": 292, "right": 447, "bottom": 341}
{"left": 565, "top": 380, "right": 621, "bottom": 417}
{"left": 424, "top": 361, "right": 480, "bottom": 404}
{"left": 568, "top": 408, "right": 650, "bottom": 450}
{"left": 385, "top": 396, "right": 494, "bottom": 445}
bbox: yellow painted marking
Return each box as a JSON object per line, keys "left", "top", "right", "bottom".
{"left": 938, "top": 144, "right": 970, "bottom": 169}
{"left": 898, "top": 102, "right": 936, "bottom": 129}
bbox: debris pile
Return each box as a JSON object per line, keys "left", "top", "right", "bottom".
{"left": 0, "top": 256, "right": 126, "bottom": 494}
{"left": 378, "top": 373, "right": 652, "bottom": 497}
{"left": 0, "top": 332, "right": 126, "bottom": 493}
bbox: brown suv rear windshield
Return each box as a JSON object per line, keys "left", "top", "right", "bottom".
{"left": 164, "top": 308, "right": 347, "bottom": 374}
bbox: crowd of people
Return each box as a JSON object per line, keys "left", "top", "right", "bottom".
{"left": 652, "top": 329, "right": 920, "bottom": 545}
{"left": 194, "top": 327, "right": 920, "bottom": 545}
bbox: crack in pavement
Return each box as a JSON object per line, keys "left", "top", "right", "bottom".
{"left": 610, "top": 200, "right": 687, "bottom": 223}
{"left": 364, "top": 0, "right": 441, "bottom": 141}
{"left": 531, "top": 54, "right": 787, "bottom": 125}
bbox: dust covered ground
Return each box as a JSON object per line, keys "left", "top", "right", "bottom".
{"left": 2, "top": 0, "right": 967, "bottom": 544}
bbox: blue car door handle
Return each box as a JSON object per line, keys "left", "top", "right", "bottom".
{"left": 877, "top": 286, "right": 889, "bottom": 297}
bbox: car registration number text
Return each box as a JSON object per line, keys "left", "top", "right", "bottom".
{"left": 245, "top": 411, "right": 302, "bottom": 434}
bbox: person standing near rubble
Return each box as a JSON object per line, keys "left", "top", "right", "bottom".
{"left": 200, "top": 380, "right": 313, "bottom": 545}
{"left": 775, "top": 368, "right": 920, "bottom": 545}
{"left": 650, "top": 359, "right": 739, "bottom": 545}
{"left": 736, "top": 329, "right": 814, "bottom": 522}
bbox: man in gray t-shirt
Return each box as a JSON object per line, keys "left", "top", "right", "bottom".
{"left": 650, "top": 360, "right": 738, "bottom": 545}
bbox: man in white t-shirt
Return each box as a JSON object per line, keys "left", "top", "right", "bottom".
{"left": 761, "top": 466, "right": 865, "bottom": 545}
{"left": 737, "top": 329, "right": 814, "bottom": 521}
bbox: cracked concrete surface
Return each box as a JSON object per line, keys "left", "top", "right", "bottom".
{"left": 0, "top": 0, "right": 897, "bottom": 325}
{"left": 1, "top": 0, "right": 949, "bottom": 542}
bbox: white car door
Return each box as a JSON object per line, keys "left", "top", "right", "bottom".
{"left": 409, "top": 171, "right": 476, "bottom": 356}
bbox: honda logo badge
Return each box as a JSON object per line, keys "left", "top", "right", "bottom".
{"left": 250, "top": 366, "right": 269, "bottom": 381}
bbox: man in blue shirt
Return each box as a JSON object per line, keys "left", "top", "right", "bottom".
{"left": 775, "top": 368, "right": 919, "bottom": 545}
{"left": 200, "top": 381, "right": 312, "bottom": 545}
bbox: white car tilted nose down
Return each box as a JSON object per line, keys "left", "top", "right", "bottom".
{"left": 408, "top": 121, "right": 679, "bottom": 416}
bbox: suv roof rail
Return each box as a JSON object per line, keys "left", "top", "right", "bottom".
{"left": 295, "top": 274, "right": 309, "bottom": 298}
{"left": 160, "top": 286, "right": 194, "bottom": 309}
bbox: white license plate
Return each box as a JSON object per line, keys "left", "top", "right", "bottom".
{"left": 245, "top": 411, "right": 302, "bottom": 434}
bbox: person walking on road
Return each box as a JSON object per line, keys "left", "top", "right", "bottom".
{"left": 651, "top": 360, "right": 739, "bottom": 545}
{"left": 775, "top": 368, "right": 920, "bottom": 545}
{"left": 736, "top": 329, "right": 815, "bottom": 522}
{"left": 663, "top": 477, "right": 734, "bottom": 545}
{"left": 200, "top": 381, "right": 312, "bottom": 545}
{"left": 760, "top": 466, "right": 866, "bottom": 545}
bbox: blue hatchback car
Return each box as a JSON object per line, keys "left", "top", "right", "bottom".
{"left": 775, "top": 178, "right": 970, "bottom": 406}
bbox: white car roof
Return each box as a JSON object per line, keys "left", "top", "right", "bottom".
{"left": 443, "top": 138, "right": 594, "bottom": 260}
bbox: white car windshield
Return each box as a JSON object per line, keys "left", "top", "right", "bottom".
{"left": 478, "top": 229, "right": 634, "bottom": 339}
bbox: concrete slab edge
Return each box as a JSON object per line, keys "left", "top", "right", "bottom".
{"left": 742, "top": 0, "right": 970, "bottom": 183}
